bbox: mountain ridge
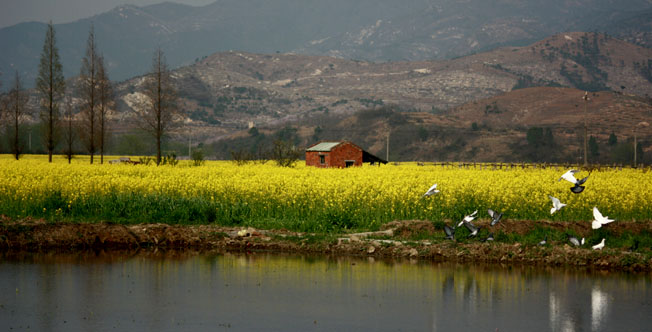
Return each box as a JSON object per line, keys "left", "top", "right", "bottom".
{"left": 103, "top": 31, "right": 652, "bottom": 162}
{"left": 3, "top": 0, "right": 652, "bottom": 88}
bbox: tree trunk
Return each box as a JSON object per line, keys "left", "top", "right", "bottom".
{"left": 100, "top": 112, "right": 104, "bottom": 164}
{"left": 89, "top": 108, "right": 94, "bottom": 164}
{"left": 157, "top": 134, "right": 161, "bottom": 166}
{"left": 48, "top": 71, "right": 53, "bottom": 163}
{"left": 14, "top": 114, "right": 19, "bottom": 160}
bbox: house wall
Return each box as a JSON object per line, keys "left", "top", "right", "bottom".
{"left": 306, "top": 151, "right": 331, "bottom": 168}
{"left": 331, "top": 143, "right": 362, "bottom": 167}
{"left": 305, "top": 142, "right": 363, "bottom": 168}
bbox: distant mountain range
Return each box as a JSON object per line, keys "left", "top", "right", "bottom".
{"left": 2, "top": 0, "right": 652, "bottom": 88}
{"left": 99, "top": 31, "right": 652, "bottom": 161}
{"left": 114, "top": 31, "right": 652, "bottom": 128}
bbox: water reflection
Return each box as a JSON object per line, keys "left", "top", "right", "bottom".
{"left": 549, "top": 292, "right": 576, "bottom": 332}
{"left": 591, "top": 287, "right": 608, "bottom": 331}
{"left": 0, "top": 251, "right": 650, "bottom": 331}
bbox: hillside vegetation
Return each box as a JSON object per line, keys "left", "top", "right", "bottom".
{"left": 111, "top": 33, "right": 652, "bottom": 163}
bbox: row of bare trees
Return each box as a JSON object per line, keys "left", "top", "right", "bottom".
{"left": 0, "top": 22, "right": 178, "bottom": 165}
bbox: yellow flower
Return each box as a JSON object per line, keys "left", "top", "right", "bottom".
{"left": 0, "top": 156, "right": 650, "bottom": 223}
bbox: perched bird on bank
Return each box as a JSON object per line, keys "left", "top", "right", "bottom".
{"left": 568, "top": 236, "right": 585, "bottom": 247}
{"left": 549, "top": 196, "right": 566, "bottom": 215}
{"left": 558, "top": 169, "right": 589, "bottom": 193}
{"left": 444, "top": 224, "right": 456, "bottom": 241}
{"left": 488, "top": 209, "right": 503, "bottom": 226}
{"left": 591, "top": 207, "right": 614, "bottom": 230}
{"left": 422, "top": 183, "right": 440, "bottom": 197}
{"left": 463, "top": 220, "right": 480, "bottom": 238}
{"left": 592, "top": 238, "right": 606, "bottom": 250}
{"left": 538, "top": 235, "right": 547, "bottom": 246}
{"left": 483, "top": 233, "right": 494, "bottom": 242}
{"left": 457, "top": 210, "right": 478, "bottom": 227}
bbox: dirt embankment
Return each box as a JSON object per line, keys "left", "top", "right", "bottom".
{"left": 1, "top": 218, "right": 651, "bottom": 272}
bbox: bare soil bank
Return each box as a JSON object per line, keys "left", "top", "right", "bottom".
{"left": 1, "top": 217, "right": 651, "bottom": 272}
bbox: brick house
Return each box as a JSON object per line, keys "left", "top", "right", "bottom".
{"left": 305, "top": 141, "right": 387, "bottom": 168}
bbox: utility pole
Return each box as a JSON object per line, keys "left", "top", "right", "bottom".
{"left": 583, "top": 91, "right": 589, "bottom": 166}
{"left": 386, "top": 128, "right": 390, "bottom": 162}
{"left": 185, "top": 117, "right": 192, "bottom": 158}
{"left": 634, "top": 131, "right": 637, "bottom": 167}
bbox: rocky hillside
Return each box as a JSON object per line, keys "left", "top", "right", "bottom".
{"left": 594, "top": 8, "right": 652, "bottom": 49}
{"left": 149, "top": 33, "right": 652, "bottom": 162}
{"left": 113, "top": 32, "right": 652, "bottom": 137}
{"left": 209, "top": 87, "right": 652, "bottom": 163}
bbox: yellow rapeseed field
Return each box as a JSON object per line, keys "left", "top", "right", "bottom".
{"left": 0, "top": 154, "right": 651, "bottom": 230}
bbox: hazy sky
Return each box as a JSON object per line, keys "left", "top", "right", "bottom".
{"left": 0, "top": 0, "right": 215, "bottom": 28}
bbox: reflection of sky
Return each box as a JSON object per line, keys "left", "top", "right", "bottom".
{"left": 0, "top": 253, "right": 650, "bottom": 331}
{"left": 550, "top": 292, "right": 576, "bottom": 332}
{"left": 547, "top": 281, "right": 614, "bottom": 332}
{"left": 592, "top": 287, "right": 608, "bottom": 331}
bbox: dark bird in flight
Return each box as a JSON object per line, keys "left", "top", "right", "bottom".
{"left": 444, "top": 224, "right": 455, "bottom": 241}
{"left": 488, "top": 209, "right": 503, "bottom": 226}
{"left": 559, "top": 169, "right": 589, "bottom": 193}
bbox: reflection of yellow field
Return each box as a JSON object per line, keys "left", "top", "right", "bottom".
{"left": 180, "top": 254, "right": 652, "bottom": 301}
{"left": 1, "top": 155, "right": 651, "bottom": 224}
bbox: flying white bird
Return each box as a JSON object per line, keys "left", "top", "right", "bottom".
{"left": 592, "top": 207, "right": 614, "bottom": 230}
{"left": 549, "top": 196, "right": 567, "bottom": 215}
{"left": 559, "top": 169, "right": 580, "bottom": 183}
{"left": 558, "top": 169, "right": 589, "bottom": 193}
{"left": 592, "top": 238, "right": 606, "bottom": 250}
{"left": 457, "top": 210, "right": 478, "bottom": 227}
{"left": 488, "top": 209, "right": 503, "bottom": 226}
{"left": 422, "top": 183, "right": 440, "bottom": 197}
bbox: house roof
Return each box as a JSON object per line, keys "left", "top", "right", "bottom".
{"left": 363, "top": 151, "right": 387, "bottom": 164}
{"left": 306, "top": 142, "right": 343, "bottom": 152}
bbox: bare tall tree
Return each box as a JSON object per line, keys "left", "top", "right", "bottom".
{"left": 0, "top": 73, "right": 5, "bottom": 150}
{"left": 62, "top": 94, "right": 76, "bottom": 164}
{"left": 141, "top": 48, "right": 178, "bottom": 165}
{"left": 37, "top": 21, "right": 65, "bottom": 163}
{"left": 78, "top": 24, "right": 99, "bottom": 164}
{"left": 97, "top": 55, "right": 113, "bottom": 164}
{"left": 6, "top": 72, "right": 29, "bottom": 160}
{"left": 0, "top": 72, "right": 3, "bottom": 135}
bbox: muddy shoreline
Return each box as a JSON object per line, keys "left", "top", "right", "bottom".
{"left": 1, "top": 218, "right": 651, "bottom": 272}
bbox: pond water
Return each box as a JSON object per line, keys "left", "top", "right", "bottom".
{"left": 0, "top": 251, "right": 650, "bottom": 331}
